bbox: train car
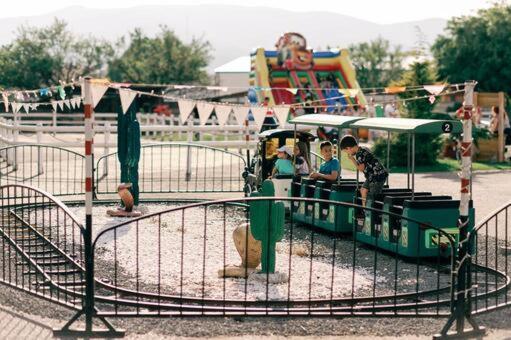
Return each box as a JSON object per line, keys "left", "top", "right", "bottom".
{"left": 243, "top": 128, "right": 315, "bottom": 197}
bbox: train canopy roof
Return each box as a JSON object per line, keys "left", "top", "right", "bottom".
{"left": 289, "top": 114, "right": 365, "bottom": 128}
{"left": 350, "top": 117, "right": 462, "bottom": 134}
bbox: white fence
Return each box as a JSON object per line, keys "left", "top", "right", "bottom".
{"left": 0, "top": 112, "right": 260, "bottom": 150}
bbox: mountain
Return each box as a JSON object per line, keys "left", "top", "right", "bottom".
{"left": 0, "top": 5, "right": 447, "bottom": 71}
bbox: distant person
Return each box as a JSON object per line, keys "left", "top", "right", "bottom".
{"left": 384, "top": 102, "right": 396, "bottom": 118}
{"left": 310, "top": 141, "right": 339, "bottom": 182}
{"left": 269, "top": 146, "right": 294, "bottom": 178}
{"left": 489, "top": 106, "right": 511, "bottom": 145}
{"left": 340, "top": 135, "right": 388, "bottom": 207}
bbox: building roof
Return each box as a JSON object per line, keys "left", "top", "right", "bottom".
{"left": 214, "top": 56, "right": 251, "bottom": 73}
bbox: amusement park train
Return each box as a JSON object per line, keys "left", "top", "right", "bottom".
{"left": 243, "top": 114, "right": 473, "bottom": 259}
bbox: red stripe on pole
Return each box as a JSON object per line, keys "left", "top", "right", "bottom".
{"left": 461, "top": 142, "right": 471, "bottom": 157}
{"left": 461, "top": 178, "right": 470, "bottom": 193}
{"left": 85, "top": 141, "right": 92, "bottom": 155}
{"left": 463, "top": 106, "right": 473, "bottom": 120}
{"left": 84, "top": 104, "right": 92, "bottom": 119}
{"left": 85, "top": 177, "right": 92, "bottom": 192}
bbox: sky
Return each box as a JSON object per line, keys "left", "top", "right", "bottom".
{"left": 0, "top": 0, "right": 496, "bottom": 24}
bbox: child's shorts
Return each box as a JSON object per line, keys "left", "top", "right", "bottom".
{"left": 362, "top": 180, "right": 385, "bottom": 199}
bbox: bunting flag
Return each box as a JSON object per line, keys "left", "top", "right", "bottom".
{"left": 119, "top": 88, "right": 138, "bottom": 114}
{"left": 250, "top": 107, "right": 268, "bottom": 130}
{"left": 22, "top": 103, "right": 30, "bottom": 113}
{"left": 90, "top": 83, "right": 109, "bottom": 109}
{"left": 64, "top": 99, "right": 71, "bottom": 110}
{"left": 273, "top": 106, "right": 291, "bottom": 126}
{"left": 232, "top": 105, "right": 250, "bottom": 125}
{"left": 286, "top": 88, "right": 298, "bottom": 95}
{"left": 177, "top": 99, "right": 196, "bottom": 123}
{"left": 51, "top": 100, "right": 58, "bottom": 112}
{"left": 57, "top": 100, "right": 64, "bottom": 111}
{"left": 214, "top": 104, "right": 233, "bottom": 127}
{"left": 384, "top": 86, "right": 406, "bottom": 94}
{"left": 196, "top": 101, "right": 215, "bottom": 125}
{"left": 11, "top": 102, "right": 20, "bottom": 114}
{"left": 423, "top": 84, "right": 445, "bottom": 95}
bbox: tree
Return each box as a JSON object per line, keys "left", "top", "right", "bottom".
{"left": 108, "top": 27, "right": 212, "bottom": 84}
{"left": 373, "top": 61, "right": 443, "bottom": 166}
{"left": 432, "top": 2, "right": 511, "bottom": 93}
{"left": 348, "top": 37, "right": 406, "bottom": 88}
{"left": 0, "top": 19, "right": 114, "bottom": 89}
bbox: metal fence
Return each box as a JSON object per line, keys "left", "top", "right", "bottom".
{"left": 88, "top": 197, "right": 460, "bottom": 318}
{"left": 0, "top": 185, "right": 85, "bottom": 310}
{"left": 0, "top": 145, "right": 85, "bottom": 196}
{"left": 470, "top": 202, "right": 511, "bottom": 315}
{"left": 95, "top": 143, "right": 247, "bottom": 195}
{"left": 1, "top": 182, "right": 510, "bottom": 338}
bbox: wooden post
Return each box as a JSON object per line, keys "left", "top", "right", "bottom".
{"left": 498, "top": 92, "right": 505, "bottom": 162}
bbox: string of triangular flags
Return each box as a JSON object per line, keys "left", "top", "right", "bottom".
{"left": 109, "top": 85, "right": 292, "bottom": 130}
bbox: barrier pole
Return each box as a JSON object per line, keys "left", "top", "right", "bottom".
{"left": 434, "top": 80, "right": 484, "bottom": 339}
{"left": 53, "top": 77, "right": 124, "bottom": 338}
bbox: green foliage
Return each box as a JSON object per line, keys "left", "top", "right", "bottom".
{"left": 432, "top": 3, "right": 511, "bottom": 93}
{"left": 348, "top": 37, "right": 406, "bottom": 88}
{"left": 0, "top": 19, "right": 114, "bottom": 89}
{"left": 373, "top": 61, "right": 442, "bottom": 166}
{"left": 108, "top": 27, "right": 212, "bottom": 84}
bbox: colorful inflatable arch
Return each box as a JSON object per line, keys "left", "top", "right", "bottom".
{"left": 250, "top": 33, "right": 367, "bottom": 109}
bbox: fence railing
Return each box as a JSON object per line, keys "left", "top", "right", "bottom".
{"left": 0, "top": 145, "right": 85, "bottom": 197}
{"left": 0, "top": 115, "right": 260, "bottom": 149}
{"left": 470, "top": 201, "right": 511, "bottom": 315}
{"left": 95, "top": 143, "right": 247, "bottom": 195}
{"left": 0, "top": 184, "right": 85, "bottom": 310}
{"left": 0, "top": 183, "right": 510, "bottom": 337}
{"left": 0, "top": 143, "right": 249, "bottom": 197}
{"left": 90, "top": 196, "right": 459, "bottom": 317}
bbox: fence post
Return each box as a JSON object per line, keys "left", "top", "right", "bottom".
{"left": 186, "top": 118, "right": 192, "bottom": 181}
{"left": 103, "top": 121, "right": 110, "bottom": 177}
{"left": 36, "top": 123, "right": 44, "bottom": 175}
{"left": 11, "top": 120, "right": 18, "bottom": 171}
{"left": 53, "top": 77, "right": 124, "bottom": 338}
{"left": 434, "top": 81, "right": 485, "bottom": 339}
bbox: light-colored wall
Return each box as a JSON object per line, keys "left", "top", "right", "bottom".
{"left": 215, "top": 72, "right": 249, "bottom": 93}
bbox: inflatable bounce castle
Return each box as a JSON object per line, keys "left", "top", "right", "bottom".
{"left": 249, "top": 33, "right": 367, "bottom": 110}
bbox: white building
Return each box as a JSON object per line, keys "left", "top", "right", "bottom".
{"left": 213, "top": 56, "right": 251, "bottom": 94}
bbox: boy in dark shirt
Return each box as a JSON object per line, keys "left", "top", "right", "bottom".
{"left": 340, "top": 135, "right": 388, "bottom": 207}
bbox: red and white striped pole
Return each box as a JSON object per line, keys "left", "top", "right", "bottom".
{"left": 460, "top": 81, "right": 474, "bottom": 217}
{"left": 83, "top": 76, "right": 95, "bottom": 330}
{"left": 84, "top": 77, "right": 94, "bottom": 224}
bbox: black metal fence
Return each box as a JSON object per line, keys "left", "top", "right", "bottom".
{"left": 470, "top": 202, "right": 511, "bottom": 315}
{"left": 1, "top": 182, "right": 510, "bottom": 338}
{"left": 0, "top": 184, "right": 85, "bottom": 310}
{"left": 0, "top": 145, "right": 85, "bottom": 197}
{"left": 95, "top": 143, "right": 246, "bottom": 195}
{"left": 88, "top": 197, "right": 460, "bottom": 317}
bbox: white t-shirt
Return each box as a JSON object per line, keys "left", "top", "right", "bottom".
{"left": 295, "top": 156, "right": 310, "bottom": 175}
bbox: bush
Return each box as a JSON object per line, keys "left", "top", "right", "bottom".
{"left": 373, "top": 61, "right": 444, "bottom": 167}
